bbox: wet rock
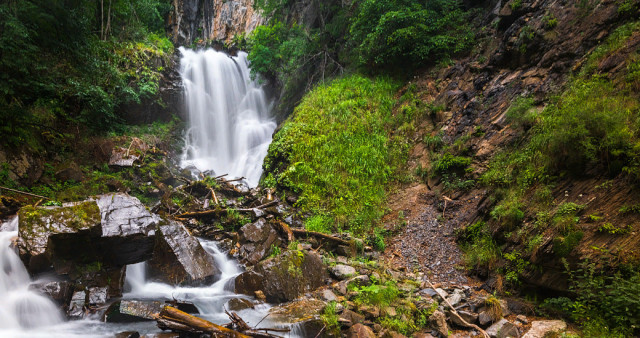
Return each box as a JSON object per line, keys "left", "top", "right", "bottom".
{"left": 486, "top": 319, "right": 519, "bottom": 338}
{"left": 522, "top": 320, "right": 566, "bottom": 338}
{"left": 226, "top": 298, "right": 255, "bottom": 311}
{"left": 115, "top": 332, "right": 140, "bottom": 338}
{"left": 147, "top": 222, "right": 219, "bottom": 286}
{"left": 411, "top": 332, "right": 435, "bottom": 338}
{"left": 238, "top": 218, "right": 282, "bottom": 265}
{"left": 0, "top": 196, "right": 20, "bottom": 219}
{"left": 359, "top": 305, "right": 380, "bottom": 319}
{"left": 479, "top": 310, "right": 496, "bottom": 326}
{"left": 18, "top": 202, "right": 102, "bottom": 273}
{"left": 105, "top": 300, "right": 164, "bottom": 322}
{"left": 347, "top": 323, "right": 376, "bottom": 338}
{"left": 331, "top": 264, "right": 357, "bottom": 280}
{"left": 68, "top": 290, "right": 87, "bottom": 319}
{"left": 269, "top": 299, "right": 326, "bottom": 337}
{"left": 429, "top": 310, "right": 448, "bottom": 337}
{"left": 165, "top": 300, "right": 199, "bottom": 313}
{"left": 109, "top": 148, "right": 140, "bottom": 167}
{"left": 29, "top": 280, "right": 73, "bottom": 305}
{"left": 92, "top": 193, "right": 159, "bottom": 266}
{"left": 88, "top": 286, "right": 108, "bottom": 305}
{"left": 235, "top": 251, "right": 328, "bottom": 302}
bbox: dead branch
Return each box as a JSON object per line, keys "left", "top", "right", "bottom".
{"left": 424, "top": 279, "right": 489, "bottom": 338}
{"left": 157, "top": 306, "right": 249, "bottom": 337}
{"left": 290, "top": 229, "right": 351, "bottom": 246}
{"left": 0, "top": 186, "right": 51, "bottom": 200}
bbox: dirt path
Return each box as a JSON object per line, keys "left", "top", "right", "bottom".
{"left": 383, "top": 182, "right": 488, "bottom": 286}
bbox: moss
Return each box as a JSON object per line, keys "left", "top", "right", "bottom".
{"left": 18, "top": 201, "right": 101, "bottom": 236}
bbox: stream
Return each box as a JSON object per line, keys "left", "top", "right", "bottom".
{"left": 0, "top": 48, "right": 293, "bottom": 337}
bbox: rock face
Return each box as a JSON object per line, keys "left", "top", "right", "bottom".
{"left": 235, "top": 250, "right": 328, "bottom": 302}
{"left": 18, "top": 202, "right": 102, "bottom": 273}
{"left": 168, "top": 0, "right": 264, "bottom": 45}
{"left": 147, "top": 222, "right": 219, "bottom": 285}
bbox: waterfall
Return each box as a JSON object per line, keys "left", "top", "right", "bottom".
{"left": 0, "top": 217, "right": 64, "bottom": 331}
{"left": 180, "top": 47, "right": 276, "bottom": 187}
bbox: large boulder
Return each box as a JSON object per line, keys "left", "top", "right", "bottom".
{"left": 237, "top": 218, "right": 282, "bottom": 265}
{"left": 92, "top": 193, "right": 159, "bottom": 265}
{"left": 18, "top": 202, "right": 102, "bottom": 273}
{"left": 235, "top": 250, "right": 328, "bottom": 303}
{"left": 147, "top": 222, "right": 219, "bottom": 285}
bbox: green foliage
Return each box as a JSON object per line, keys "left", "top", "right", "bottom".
{"left": 597, "top": 223, "right": 632, "bottom": 235}
{"left": 542, "top": 13, "right": 558, "bottom": 29}
{"left": 506, "top": 96, "right": 537, "bottom": 129}
{"left": 352, "top": 281, "right": 400, "bottom": 308}
{"left": 553, "top": 231, "right": 584, "bottom": 257}
{"left": 263, "top": 75, "right": 405, "bottom": 236}
{"left": 491, "top": 197, "right": 525, "bottom": 229}
{"left": 510, "top": 0, "right": 523, "bottom": 10}
{"left": 432, "top": 153, "right": 472, "bottom": 175}
{"left": 321, "top": 301, "right": 341, "bottom": 335}
{"left": 619, "top": 204, "right": 640, "bottom": 214}
{"left": 565, "top": 261, "right": 640, "bottom": 334}
{"left": 460, "top": 221, "right": 502, "bottom": 273}
{"left": 0, "top": 0, "right": 173, "bottom": 147}
{"left": 349, "top": 0, "right": 474, "bottom": 70}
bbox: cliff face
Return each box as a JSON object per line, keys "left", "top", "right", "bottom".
{"left": 167, "top": 0, "right": 264, "bottom": 46}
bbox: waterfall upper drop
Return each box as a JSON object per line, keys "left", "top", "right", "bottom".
{"left": 180, "top": 47, "right": 276, "bottom": 187}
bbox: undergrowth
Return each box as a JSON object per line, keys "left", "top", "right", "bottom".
{"left": 262, "top": 75, "right": 408, "bottom": 236}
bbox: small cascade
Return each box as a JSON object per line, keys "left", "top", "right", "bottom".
{"left": 0, "top": 217, "right": 64, "bottom": 333}
{"left": 180, "top": 47, "right": 276, "bottom": 187}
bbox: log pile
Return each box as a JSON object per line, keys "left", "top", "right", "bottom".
{"left": 156, "top": 306, "right": 287, "bottom": 338}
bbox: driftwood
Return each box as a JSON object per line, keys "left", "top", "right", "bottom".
{"left": 290, "top": 228, "right": 351, "bottom": 246}
{"left": 175, "top": 201, "right": 280, "bottom": 219}
{"left": 157, "top": 306, "right": 249, "bottom": 337}
{"left": 273, "top": 219, "right": 294, "bottom": 242}
{"left": 157, "top": 306, "right": 286, "bottom": 338}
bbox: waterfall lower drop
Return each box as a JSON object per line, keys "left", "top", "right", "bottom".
{"left": 180, "top": 47, "right": 277, "bottom": 187}
{"left": 0, "top": 217, "right": 64, "bottom": 334}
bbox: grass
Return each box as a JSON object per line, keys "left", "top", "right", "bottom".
{"left": 263, "top": 75, "right": 407, "bottom": 236}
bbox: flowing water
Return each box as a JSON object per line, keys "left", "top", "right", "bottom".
{"left": 0, "top": 217, "right": 296, "bottom": 337}
{"left": 0, "top": 48, "right": 295, "bottom": 337}
{"left": 180, "top": 47, "right": 277, "bottom": 187}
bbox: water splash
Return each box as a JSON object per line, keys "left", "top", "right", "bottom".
{"left": 180, "top": 47, "right": 276, "bottom": 187}
{"left": 0, "top": 217, "right": 64, "bottom": 332}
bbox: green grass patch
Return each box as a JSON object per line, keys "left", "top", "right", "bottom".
{"left": 263, "top": 75, "right": 406, "bottom": 236}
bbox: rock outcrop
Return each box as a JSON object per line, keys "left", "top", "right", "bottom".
{"left": 168, "top": 0, "right": 264, "bottom": 46}
{"left": 147, "top": 221, "right": 219, "bottom": 285}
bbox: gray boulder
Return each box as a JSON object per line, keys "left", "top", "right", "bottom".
{"left": 486, "top": 318, "right": 520, "bottom": 338}
{"left": 147, "top": 222, "right": 219, "bottom": 285}
{"left": 235, "top": 250, "right": 328, "bottom": 302}
{"left": 330, "top": 264, "right": 357, "bottom": 280}
{"left": 522, "top": 320, "right": 566, "bottom": 338}
{"left": 104, "top": 300, "right": 164, "bottom": 322}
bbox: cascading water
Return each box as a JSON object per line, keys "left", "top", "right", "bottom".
{"left": 180, "top": 47, "right": 277, "bottom": 187}
{"left": 0, "top": 217, "right": 65, "bottom": 336}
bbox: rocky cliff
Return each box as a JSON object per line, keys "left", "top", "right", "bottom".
{"left": 167, "top": 0, "right": 264, "bottom": 46}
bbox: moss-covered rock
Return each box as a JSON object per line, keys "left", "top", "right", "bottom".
{"left": 18, "top": 201, "right": 101, "bottom": 272}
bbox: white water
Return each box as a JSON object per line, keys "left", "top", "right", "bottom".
{"left": 0, "top": 217, "right": 300, "bottom": 337}
{"left": 0, "top": 217, "right": 66, "bottom": 337}
{"left": 180, "top": 47, "right": 276, "bottom": 187}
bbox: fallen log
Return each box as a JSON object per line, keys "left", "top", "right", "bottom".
{"left": 157, "top": 306, "right": 249, "bottom": 337}
{"left": 290, "top": 229, "right": 351, "bottom": 246}
{"left": 175, "top": 201, "right": 280, "bottom": 219}
{"left": 273, "top": 219, "right": 294, "bottom": 242}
